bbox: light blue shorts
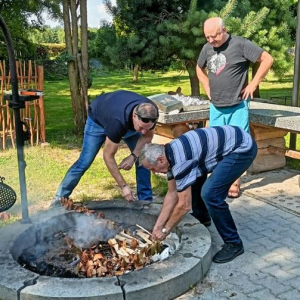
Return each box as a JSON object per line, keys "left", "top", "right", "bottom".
{"left": 209, "top": 99, "right": 250, "bottom": 133}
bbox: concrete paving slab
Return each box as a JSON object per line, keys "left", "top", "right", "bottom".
{"left": 174, "top": 168, "right": 300, "bottom": 299}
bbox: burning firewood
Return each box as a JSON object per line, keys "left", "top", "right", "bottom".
{"left": 67, "top": 227, "right": 164, "bottom": 278}
{"left": 57, "top": 205, "right": 164, "bottom": 278}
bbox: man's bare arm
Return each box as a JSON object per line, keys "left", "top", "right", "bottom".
{"left": 103, "top": 137, "right": 135, "bottom": 201}
{"left": 196, "top": 65, "right": 211, "bottom": 99}
{"left": 152, "top": 179, "right": 178, "bottom": 237}
{"left": 242, "top": 51, "right": 274, "bottom": 99}
{"left": 118, "top": 129, "right": 154, "bottom": 171}
{"left": 164, "top": 186, "right": 192, "bottom": 231}
{"left": 153, "top": 184, "right": 192, "bottom": 240}
{"left": 133, "top": 129, "right": 154, "bottom": 155}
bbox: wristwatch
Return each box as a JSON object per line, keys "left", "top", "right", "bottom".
{"left": 130, "top": 152, "right": 138, "bottom": 162}
{"left": 162, "top": 228, "right": 167, "bottom": 234}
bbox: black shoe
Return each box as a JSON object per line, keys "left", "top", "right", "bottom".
{"left": 213, "top": 242, "right": 244, "bottom": 263}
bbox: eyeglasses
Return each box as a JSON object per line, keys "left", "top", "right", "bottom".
{"left": 135, "top": 113, "right": 157, "bottom": 130}
{"left": 205, "top": 31, "right": 222, "bottom": 40}
{"left": 135, "top": 113, "right": 158, "bottom": 124}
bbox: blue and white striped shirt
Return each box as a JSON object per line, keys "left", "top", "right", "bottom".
{"left": 165, "top": 126, "right": 255, "bottom": 192}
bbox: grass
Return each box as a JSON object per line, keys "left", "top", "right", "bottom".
{"left": 0, "top": 69, "right": 299, "bottom": 228}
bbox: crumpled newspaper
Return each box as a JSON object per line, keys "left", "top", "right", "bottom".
{"left": 171, "top": 94, "right": 208, "bottom": 106}
{"left": 151, "top": 233, "right": 180, "bottom": 262}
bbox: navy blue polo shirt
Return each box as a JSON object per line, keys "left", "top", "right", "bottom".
{"left": 88, "top": 90, "right": 157, "bottom": 143}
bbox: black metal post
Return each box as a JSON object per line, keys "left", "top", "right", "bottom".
{"left": 0, "top": 15, "right": 31, "bottom": 223}
{"left": 290, "top": 0, "right": 300, "bottom": 150}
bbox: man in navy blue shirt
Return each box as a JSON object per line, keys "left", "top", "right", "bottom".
{"left": 51, "top": 90, "right": 159, "bottom": 206}
{"left": 139, "top": 125, "right": 257, "bottom": 263}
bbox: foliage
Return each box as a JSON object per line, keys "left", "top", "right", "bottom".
{"left": 40, "top": 43, "right": 66, "bottom": 58}
{"left": 101, "top": 0, "right": 192, "bottom": 74}
{"left": 29, "top": 26, "right": 66, "bottom": 44}
{"left": 0, "top": 0, "right": 61, "bottom": 59}
{"left": 97, "top": 0, "right": 296, "bottom": 94}
{"left": 223, "top": 0, "right": 296, "bottom": 78}
{"left": 43, "top": 51, "right": 70, "bottom": 80}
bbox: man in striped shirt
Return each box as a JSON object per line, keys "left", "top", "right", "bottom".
{"left": 139, "top": 125, "right": 257, "bottom": 263}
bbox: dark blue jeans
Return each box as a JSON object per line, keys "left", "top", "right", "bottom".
{"left": 193, "top": 141, "right": 257, "bottom": 243}
{"left": 56, "top": 116, "right": 152, "bottom": 200}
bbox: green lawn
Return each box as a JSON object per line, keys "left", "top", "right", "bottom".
{"left": 0, "top": 69, "right": 299, "bottom": 228}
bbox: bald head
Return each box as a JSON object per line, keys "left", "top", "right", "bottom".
{"left": 203, "top": 17, "right": 228, "bottom": 47}
{"left": 204, "top": 17, "right": 224, "bottom": 32}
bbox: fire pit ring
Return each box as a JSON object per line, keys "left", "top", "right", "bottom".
{"left": 0, "top": 200, "right": 212, "bottom": 300}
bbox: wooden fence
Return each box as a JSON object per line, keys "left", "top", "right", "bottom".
{"left": 0, "top": 60, "right": 45, "bottom": 150}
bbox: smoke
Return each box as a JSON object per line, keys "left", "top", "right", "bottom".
{"left": 67, "top": 214, "right": 119, "bottom": 248}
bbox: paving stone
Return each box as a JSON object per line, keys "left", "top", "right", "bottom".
{"left": 253, "top": 237, "right": 279, "bottom": 250}
{"left": 260, "top": 265, "right": 297, "bottom": 281}
{"left": 247, "top": 288, "right": 278, "bottom": 300}
{"left": 277, "top": 288, "right": 300, "bottom": 300}
{"left": 284, "top": 276, "right": 300, "bottom": 290}
{"left": 222, "top": 274, "right": 264, "bottom": 294}
{"left": 288, "top": 267, "right": 300, "bottom": 276}
{"left": 239, "top": 228, "right": 265, "bottom": 241}
{"left": 251, "top": 276, "right": 291, "bottom": 296}
{"left": 272, "top": 247, "right": 299, "bottom": 263}
{"left": 246, "top": 244, "right": 269, "bottom": 256}
{"left": 278, "top": 237, "right": 300, "bottom": 252}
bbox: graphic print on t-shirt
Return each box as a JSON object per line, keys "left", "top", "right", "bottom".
{"left": 207, "top": 53, "right": 228, "bottom": 75}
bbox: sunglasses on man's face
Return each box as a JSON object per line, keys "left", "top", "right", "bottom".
{"left": 135, "top": 113, "right": 158, "bottom": 124}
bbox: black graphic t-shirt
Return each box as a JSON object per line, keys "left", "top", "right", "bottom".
{"left": 197, "top": 35, "right": 263, "bottom": 107}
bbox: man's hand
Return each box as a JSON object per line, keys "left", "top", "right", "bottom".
{"left": 121, "top": 185, "right": 136, "bottom": 202}
{"left": 152, "top": 227, "right": 168, "bottom": 241}
{"left": 118, "top": 155, "right": 135, "bottom": 171}
{"left": 241, "top": 82, "right": 257, "bottom": 100}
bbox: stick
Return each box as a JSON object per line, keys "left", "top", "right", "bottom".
{"left": 136, "top": 224, "right": 152, "bottom": 236}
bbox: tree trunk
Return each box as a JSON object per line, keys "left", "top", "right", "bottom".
{"left": 252, "top": 62, "right": 260, "bottom": 98}
{"left": 62, "top": 0, "right": 87, "bottom": 135}
{"left": 80, "top": 0, "right": 89, "bottom": 110}
{"left": 186, "top": 60, "right": 200, "bottom": 96}
{"left": 133, "top": 64, "right": 139, "bottom": 82}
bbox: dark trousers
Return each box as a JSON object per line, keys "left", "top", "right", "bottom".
{"left": 191, "top": 174, "right": 210, "bottom": 223}
{"left": 191, "top": 142, "right": 257, "bottom": 243}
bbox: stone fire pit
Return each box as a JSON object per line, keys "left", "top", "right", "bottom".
{"left": 0, "top": 200, "right": 212, "bottom": 300}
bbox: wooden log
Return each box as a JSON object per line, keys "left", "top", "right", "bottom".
{"left": 118, "top": 231, "right": 147, "bottom": 247}
{"left": 135, "top": 230, "right": 153, "bottom": 245}
{"left": 256, "top": 137, "right": 285, "bottom": 156}
{"left": 247, "top": 153, "right": 286, "bottom": 174}
{"left": 250, "top": 124, "right": 288, "bottom": 141}
{"left": 267, "top": 145, "right": 300, "bottom": 160}
{"left": 155, "top": 123, "right": 190, "bottom": 139}
{"left": 152, "top": 134, "right": 173, "bottom": 145}
{"left": 256, "top": 137, "right": 285, "bottom": 149}
{"left": 171, "top": 123, "right": 190, "bottom": 138}
{"left": 155, "top": 124, "right": 174, "bottom": 139}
